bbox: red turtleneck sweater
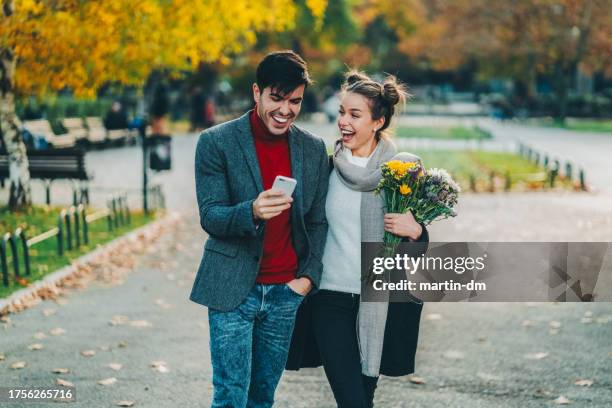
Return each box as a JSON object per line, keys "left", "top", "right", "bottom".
{"left": 250, "top": 109, "right": 298, "bottom": 284}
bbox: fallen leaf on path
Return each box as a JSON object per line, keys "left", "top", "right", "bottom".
{"left": 34, "top": 331, "right": 47, "bottom": 339}
{"left": 50, "top": 327, "right": 66, "bottom": 336}
{"left": 81, "top": 350, "right": 96, "bottom": 357}
{"left": 99, "top": 346, "right": 111, "bottom": 351}
{"left": 151, "top": 361, "right": 169, "bottom": 373}
{"left": 98, "top": 377, "right": 117, "bottom": 386}
{"left": 155, "top": 365, "right": 169, "bottom": 373}
{"left": 155, "top": 299, "right": 172, "bottom": 309}
{"left": 10, "top": 361, "right": 26, "bottom": 369}
{"left": 525, "top": 352, "right": 549, "bottom": 360}
{"left": 0, "top": 354, "right": 5, "bottom": 361}
{"left": 595, "top": 316, "right": 610, "bottom": 324}
{"left": 117, "top": 401, "right": 135, "bottom": 407}
{"left": 118, "top": 341, "right": 128, "bottom": 348}
{"left": 549, "top": 321, "right": 562, "bottom": 329}
{"left": 109, "top": 315, "right": 130, "bottom": 326}
{"left": 584, "top": 311, "right": 593, "bottom": 317}
{"left": 407, "top": 375, "right": 426, "bottom": 384}
{"left": 476, "top": 372, "right": 501, "bottom": 382}
{"left": 574, "top": 379, "right": 593, "bottom": 387}
{"left": 109, "top": 363, "right": 123, "bottom": 371}
{"left": 581, "top": 317, "right": 593, "bottom": 324}
{"left": 553, "top": 396, "right": 571, "bottom": 405}
{"left": 533, "top": 389, "right": 553, "bottom": 398}
{"left": 521, "top": 320, "right": 534, "bottom": 327}
{"left": 130, "top": 320, "right": 152, "bottom": 328}
{"left": 28, "top": 343, "right": 44, "bottom": 350}
{"left": 443, "top": 351, "right": 464, "bottom": 360}
{"left": 42, "top": 309, "right": 56, "bottom": 317}
{"left": 425, "top": 313, "right": 442, "bottom": 321}
{"left": 0, "top": 316, "right": 10, "bottom": 323}
{"left": 56, "top": 378, "right": 74, "bottom": 387}
{"left": 549, "top": 329, "right": 559, "bottom": 335}
{"left": 53, "top": 368, "right": 70, "bottom": 374}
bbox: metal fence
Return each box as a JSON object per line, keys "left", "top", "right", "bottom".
{"left": 517, "top": 143, "right": 587, "bottom": 191}
{"left": 1, "top": 186, "right": 165, "bottom": 288}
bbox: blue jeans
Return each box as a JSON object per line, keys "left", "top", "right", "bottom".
{"left": 208, "top": 283, "right": 304, "bottom": 408}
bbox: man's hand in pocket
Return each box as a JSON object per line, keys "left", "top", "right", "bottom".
{"left": 287, "top": 277, "right": 312, "bottom": 296}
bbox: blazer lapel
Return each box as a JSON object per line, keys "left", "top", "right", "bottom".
{"left": 289, "top": 126, "right": 304, "bottom": 220}
{"left": 234, "top": 112, "right": 264, "bottom": 193}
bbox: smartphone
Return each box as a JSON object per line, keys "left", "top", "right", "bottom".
{"left": 272, "top": 175, "right": 297, "bottom": 197}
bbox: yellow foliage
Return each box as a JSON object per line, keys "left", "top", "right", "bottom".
{"left": 306, "top": 0, "right": 327, "bottom": 29}
{"left": 1, "top": 0, "right": 310, "bottom": 97}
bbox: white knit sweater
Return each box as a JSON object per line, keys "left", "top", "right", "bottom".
{"left": 320, "top": 150, "right": 370, "bottom": 294}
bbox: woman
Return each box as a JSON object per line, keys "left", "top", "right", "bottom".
{"left": 286, "top": 71, "right": 428, "bottom": 408}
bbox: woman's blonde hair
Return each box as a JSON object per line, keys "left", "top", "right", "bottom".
{"left": 341, "top": 70, "right": 410, "bottom": 140}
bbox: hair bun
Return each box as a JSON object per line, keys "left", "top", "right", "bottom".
{"left": 382, "top": 75, "right": 406, "bottom": 107}
{"left": 345, "top": 70, "right": 370, "bottom": 86}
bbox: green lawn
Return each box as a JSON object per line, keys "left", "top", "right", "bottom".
{"left": 396, "top": 126, "right": 492, "bottom": 140}
{"left": 0, "top": 206, "right": 156, "bottom": 298}
{"left": 531, "top": 118, "right": 612, "bottom": 133}
{"left": 409, "top": 149, "right": 575, "bottom": 192}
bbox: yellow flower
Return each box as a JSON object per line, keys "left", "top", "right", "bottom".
{"left": 399, "top": 184, "right": 411, "bottom": 195}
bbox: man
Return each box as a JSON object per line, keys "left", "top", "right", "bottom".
{"left": 190, "top": 51, "right": 329, "bottom": 408}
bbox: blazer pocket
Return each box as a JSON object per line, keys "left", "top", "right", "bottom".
{"left": 204, "top": 238, "right": 239, "bottom": 258}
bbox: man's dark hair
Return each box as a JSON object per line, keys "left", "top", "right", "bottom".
{"left": 256, "top": 50, "right": 312, "bottom": 96}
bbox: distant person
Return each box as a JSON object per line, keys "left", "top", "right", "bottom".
{"left": 103, "top": 101, "right": 129, "bottom": 130}
{"left": 150, "top": 82, "right": 169, "bottom": 135}
{"left": 189, "top": 50, "right": 328, "bottom": 407}
{"left": 323, "top": 92, "right": 340, "bottom": 123}
{"left": 203, "top": 97, "right": 216, "bottom": 128}
{"left": 190, "top": 86, "right": 205, "bottom": 131}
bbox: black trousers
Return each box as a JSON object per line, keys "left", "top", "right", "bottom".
{"left": 311, "top": 290, "right": 379, "bottom": 408}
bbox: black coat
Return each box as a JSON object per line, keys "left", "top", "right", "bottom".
{"left": 286, "top": 156, "right": 429, "bottom": 377}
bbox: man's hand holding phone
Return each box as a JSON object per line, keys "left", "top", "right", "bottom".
{"left": 252, "top": 189, "right": 293, "bottom": 221}
{"left": 252, "top": 176, "right": 297, "bottom": 221}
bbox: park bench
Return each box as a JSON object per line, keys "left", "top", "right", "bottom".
{"left": 84, "top": 117, "right": 108, "bottom": 145}
{"left": 23, "top": 119, "right": 76, "bottom": 149}
{"left": 0, "top": 148, "right": 92, "bottom": 204}
{"left": 107, "top": 127, "right": 127, "bottom": 143}
{"left": 62, "top": 117, "right": 89, "bottom": 144}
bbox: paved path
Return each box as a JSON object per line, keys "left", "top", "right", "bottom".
{"left": 1, "top": 211, "right": 611, "bottom": 407}
{"left": 2, "top": 126, "right": 612, "bottom": 407}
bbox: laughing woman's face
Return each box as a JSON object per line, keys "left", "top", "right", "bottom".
{"left": 337, "top": 91, "right": 384, "bottom": 157}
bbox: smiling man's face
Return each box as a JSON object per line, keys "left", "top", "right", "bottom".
{"left": 253, "top": 83, "right": 305, "bottom": 135}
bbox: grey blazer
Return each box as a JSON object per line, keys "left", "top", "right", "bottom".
{"left": 189, "top": 111, "right": 329, "bottom": 311}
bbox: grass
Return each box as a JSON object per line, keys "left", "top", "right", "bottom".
{"left": 0, "top": 205, "right": 156, "bottom": 299}
{"left": 396, "top": 126, "right": 492, "bottom": 140}
{"left": 409, "top": 149, "right": 575, "bottom": 192}
{"left": 530, "top": 118, "right": 612, "bottom": 133}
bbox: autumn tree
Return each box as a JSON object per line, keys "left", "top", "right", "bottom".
{"left": 1, "top": 0, "right": 327, "bottom": 209}
{"left": 379, "top": 0, "right": 612, "bottom": 122}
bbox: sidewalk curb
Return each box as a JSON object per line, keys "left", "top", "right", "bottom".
{"left": 0, "top": 211, "right": 181, "bottom": 316}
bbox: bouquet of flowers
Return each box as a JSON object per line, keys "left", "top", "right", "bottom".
{"left": 373, "top": 159, "right": 460, "bottom": 262}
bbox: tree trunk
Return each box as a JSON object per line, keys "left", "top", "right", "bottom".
{"left": 1, "top": 0, "right": 31, "bottom": 209}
